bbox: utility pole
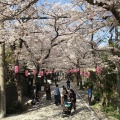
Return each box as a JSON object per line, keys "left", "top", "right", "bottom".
{"left": 0, "top": 21, "right": 6, "bottom": 118}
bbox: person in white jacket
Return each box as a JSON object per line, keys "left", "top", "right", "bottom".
{"left": 59, "top": 86, "right": 65, "bottom": 105}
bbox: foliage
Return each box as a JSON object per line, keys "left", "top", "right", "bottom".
{"left": 83, "top": 0, "right": 120, "bottom": 24}
{"left": 101, "top": 106, "right": 120, "bottom": 119}
{"left": 6, "top": 81, "right": 16, "bottom": 87}
{"left": 85, "top": 58, "right": 118, "bottom": 107}
{"left": 5, "top": 48, "right": 14, "bottom": 65}
{"left": 5, "top": 48, "right": 15, "bottom": 83}
{"left": 84, "top": 78, "right": 93, "bottom": 89}
{"left": 89, "top": 71, "right": 97, "bottom": 82}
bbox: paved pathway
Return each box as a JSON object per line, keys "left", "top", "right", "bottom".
{"left": 0, "top": 81, "right": 110, "bottom": 120}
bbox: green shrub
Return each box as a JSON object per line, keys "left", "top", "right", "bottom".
{"left": 101, "top": 106, "right": 120, "bottom": 119}
{"left": 94, "top": 92, "right": 100, "bottom": 98}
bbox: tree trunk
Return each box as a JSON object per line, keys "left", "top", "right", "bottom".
{"left": 102, "top": 95, "right": 106, "bottom": 106}
{"left": 76, "top": 73, "right": 79, "bottom": 86}
{"left": 14, "top": 70, "right": 23, "bottom": 110}
{"left": 79, "top": 80, "right": 83, "bottom": 90}
{"left": 15, "top": 76, "right": 23, "bottom": 103}
{"left": 106, "top": 95, "right": 111, "bottom": 106}
{"left": 14, "top": 54, "right": 23, "bottom": 104}
{"left": 85, "top": 0, "right": 120, "bottom": 24}
{"left": 79, "top": 73, "right": 83, "bottom": 90}
{"left": 33, "top": 64, "right": 40, "bottom": 85}
{"left": 0, "top": 42, "right": 6, "bottom": 118}
{"left": 116, "top": 62, "right": 120, "bottom": 115}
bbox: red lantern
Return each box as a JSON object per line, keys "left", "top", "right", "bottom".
{"left": 87, "top": 72, "right": 90, "bottom": 77}
{"left": 33, "top": 69, "right": 36, "bottom": 75}
{"left": 39, "top": 71, "right": 44, "bottom": 76}
{"left": 96, "top": 66, "right": 102, "bottom": 74}
{"left": 73, "top": 69, "right": 76, "bottom": 73}
{"left": 71, "top": 69, "right": 74, "bottom": 73}
{"left": 14, "top": 66, "right": 19, "bottom": 73}
{"left": 25, "top": 70, "right": 28, "bottom": 76}
{"left": 46, "top": 71, "right": 49, "bottom": 75}
{"left": 76, "top": 68, "right": 79, "bottom": 72}
{"left": 84, "top": 72, "right": 87, "bottom": 77}
{"left": 69, "top": 70, "right": 72, "bottom": 73}
{"left": 80, "top": 71, "right": 83, "bottom": 76}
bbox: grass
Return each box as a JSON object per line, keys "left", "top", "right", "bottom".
{"left": 90, "top": 102, "right": 120, "bottom": 120}
{"left": 101, "top": 106, "right": 120, "bottom": 119}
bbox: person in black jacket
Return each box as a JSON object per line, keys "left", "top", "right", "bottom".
{"left": 63, "top": 87, "right": 68, "bottom": 104}
{"left": 66, "top": 79, "right": 70, "bottom": 89}
{"left": 44, "top": 83, "right": 51, "bottom": 101}
{"left": 69, "top": 89, "right": 76, "bottom": 112}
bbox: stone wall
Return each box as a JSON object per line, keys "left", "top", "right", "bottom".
{"left": 6, "top": 85, "right": 18, "bottom": 106}
{"left": 6, "top": 79, "right": 29, "bottom": 106}
{"left": 5, "top": 73, "right": 45, "bottom": 106}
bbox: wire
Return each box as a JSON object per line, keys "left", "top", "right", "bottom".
{"left": 96, "top": 24, "right": 114, "bottom": 45}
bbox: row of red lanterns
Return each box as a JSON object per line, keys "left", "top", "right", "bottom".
{"left": 25, "top": 70, "right": 44, "bottom": 77}
{"left": 14, "top": 65, "right": 102, "bottom": 77}
{"left": 68, "top": 66, "right": 102, "bottom": 77}
{"left": 68, "top": 68, "right": 80, "bottom": 74}
{"left": 14, "top": 66, "right": 53, "bottom": 77}
{"left": 26, "top": 70, "right": 53, "bottom": 76}
{"left": 67, "top": 68, "right": 90, "bottom": 77}
{"left": 80, "top": 71, "right": 90, "bottom": 77}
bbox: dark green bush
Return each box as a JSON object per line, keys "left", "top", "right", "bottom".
{"left": 101, "top": 106, "right": 120, "bottom": 119}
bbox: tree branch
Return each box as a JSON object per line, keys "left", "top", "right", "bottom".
{"left": 85, "top": 0, "right": 120, "bottom": 24}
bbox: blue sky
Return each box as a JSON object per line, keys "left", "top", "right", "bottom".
{"left": 37, "top": 0, "right": 68, "bottom": 4}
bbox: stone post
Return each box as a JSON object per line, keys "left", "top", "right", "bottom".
{"left": 0, "top": 21, "right": 6, "bottom": 118}
{"left": 0, "top": 43, "right": 6, "bottom": 118}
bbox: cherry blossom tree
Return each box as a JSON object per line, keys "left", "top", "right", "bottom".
{"left": 0, "top": 0, "right": 120, "bottom": 117}
{"left": 69, "top": 0, "right": 120, "bottom": 24}
{"left": 85, "top": 0, "right": 120, "bottom": 24}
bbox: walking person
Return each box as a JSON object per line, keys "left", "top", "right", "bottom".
{"left": 54, "top": 78, "right": 57, "bottom": 85}
{"left": 54, "top": 84, "right": 60, "bottom": 106}
{"left": 63, "top": 87, "right": 68, "bottom": 104}
{"left": 45, "top": 83, "right": 51, "bottom": 101}
{"left": 31, "top": 85, "right": 39, "bottom": 105}
{"left": 66, "top": 79, "right": 70, "bottom": 89}
{"left": 60, "top": 86, "right": 65, "bottom": 105}
{"left": 87, "top": 86, "right": 92, "bottom": 105}
{"left": 69, "top": 89, "right": 76, "bottom": 112}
